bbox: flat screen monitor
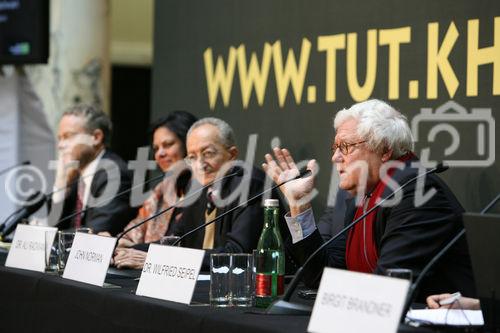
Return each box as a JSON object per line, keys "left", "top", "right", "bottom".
{"left": 0, "top": 0, "right": 49, "bottom": 65}
{"left": 463, "top": 212, "right": 500, "bottom": 330}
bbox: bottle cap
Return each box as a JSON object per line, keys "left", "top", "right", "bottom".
{"left": 264, "top": 199, "right": 279, "bottom": 207}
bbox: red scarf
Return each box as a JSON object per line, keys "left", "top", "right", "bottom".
{"left": 345, "top": 153, "right": 414, "bottom": 273}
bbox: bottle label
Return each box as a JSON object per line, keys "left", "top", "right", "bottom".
{"left": 255, "top": 273, "right": 284, "bottom": 296}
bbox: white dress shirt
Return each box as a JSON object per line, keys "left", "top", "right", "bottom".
{"left": 79, "top": 149, "right": 105, "bottom": 209}
{"left": 284, "top": 208, "right": 317, "bottom": 244}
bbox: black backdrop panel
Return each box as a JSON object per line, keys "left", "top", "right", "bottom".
{"left": 152, "top": 0, "right": 500, "bottom": 212}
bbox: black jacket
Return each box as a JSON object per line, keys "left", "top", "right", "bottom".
{"left": 291, "top": 158, "right": 476, "bottom": 302}
{"left": 172, "top": 166, "right": 298, "bottom": 272}
{"left": 54, "top": 150, "right": 138, "bottom": 235}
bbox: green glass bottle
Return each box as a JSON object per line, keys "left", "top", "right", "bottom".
{"left": 255, "top": 199, "right": 285, "bottom": 308}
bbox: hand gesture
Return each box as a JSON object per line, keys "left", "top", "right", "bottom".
{"left": 262, "top": 148, "right": 317, "bottom": 216}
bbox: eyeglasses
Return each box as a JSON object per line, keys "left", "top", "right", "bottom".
{"left": 331, "top": 140, "right": 367, "bottom": 155}
{"left": 58, "top": 131, "right": 87, "bottom": 142}
{"left": 185, "top": 149, "right": 219, "bottom": 165}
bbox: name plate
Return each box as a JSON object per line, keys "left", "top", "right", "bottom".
{"left": 308, "top": 268, "right": 410, "bottom": 333}
{"left": 62, "top": 233, "right": 116, "bottom": 286}
{"left": 5, "top": 224, "right": 57, "bottom": 272}
{"left": 136, "top": 244, "right": 205, "bottom": 304}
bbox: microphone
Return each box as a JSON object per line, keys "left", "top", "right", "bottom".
{"left": 479, "top": 193, "right": 500, "bottom": 215}
{"left": 401, "top": 191, "right": 500, "bottom": 318}
{"left": 434, "top": 163, "right": 449, "bottom": 174}
{"left": 266, "top": 162, "right": 448, "bottom": 315}
{"left": 55, "top": 172, "right": 166, "bottom": 226}
{"left": 171, "top": 169, "right": 312, "bottom": 247}
{"left": 0, "top": 191, "right": 47, "bottom": 239}
{"left": 114, "top": 168, "right": 245, "bottom": 249}
{"left": 0, "top": 160, "right": 30, "bottom": 177}
{"left": 0, "top": 169, "right": 176, "bottom": 239}
{"left": 47, "top": 164, "right": 136, "bottom": 200}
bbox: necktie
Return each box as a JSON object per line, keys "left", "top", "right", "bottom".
{"left": 203, "top": 188, "right": 216, "bottom": 249}
{"left": 74, "top": 178, "right": 85, "bottom": 229}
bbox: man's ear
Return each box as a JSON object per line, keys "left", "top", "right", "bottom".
{"left": 381, "top": 148, "right": 393, "bottom": 162}
{"left": 228, "top": 146, "right": 239, "bottom": 160}
{"left": 92, "top": 129, "right": 104, "bottom": 146}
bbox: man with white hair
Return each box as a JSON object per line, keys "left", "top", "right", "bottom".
{"left": 263, "top": 99, "right": 476, "bottom": 301}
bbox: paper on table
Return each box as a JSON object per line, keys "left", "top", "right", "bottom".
{"left": 406, "top": 309, "right": 484, "bottom": 326}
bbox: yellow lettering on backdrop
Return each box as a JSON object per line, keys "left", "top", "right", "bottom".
{"left": 467, "top": 17, "right": 500, "bottom": 96}
{"left": 272, "top": 38, "right": 312, "bottom": 107}
{"left": 317, "top": 34, "right": 346, "bottom": 102}
{"left": 426, "top": 22, "right": 459, "bottom": 99}
{"left": 237, "top": 43, "right": 273, "bottom": 108}
{"left": 379, "top": 27, "right": 411, "bottom": 100}
{"left": 346, "top": 29, "right": 378, "bottom": 102}
{"left": 203, "top": 16, "right": 500, "bottom": 108}
{"left": 204, "top": 47, "right": 237, "bottom": 109}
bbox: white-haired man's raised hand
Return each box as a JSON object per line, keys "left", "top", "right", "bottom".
{"left": 262, "top": 147, "right": 317, "bottom": 217}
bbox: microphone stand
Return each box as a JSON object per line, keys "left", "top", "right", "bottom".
{"left": 171, "top": 170, "right": 312, "bottom": 247}
{"left": 56, "top": 173, "right": 165, "bottom": 226}
{"left": 0, "top": 161, "right": 32, "bottom": 232}
{"left": 114, "top": 170, "right": 243, "bottom": 251}
{"left": 3, "top": 165, "right": 132, "bottom": 232}
{"left": 0, "top": 160, "right": 30, "bottom": 177}
{"left": 0, "top": 191, "right": 47, "bottom": 239}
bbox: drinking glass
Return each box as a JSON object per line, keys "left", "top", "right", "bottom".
{"left": 230, "top": 253, "right": 254, "bottom": 307}
{"left": 44, "top": 230, "right": 58, "bottom": 274}
{"left": 210, "top": 253, "right": 232, "bottom": 307}
{"left": 75, "top": 227, "right": 93, "bottom": 234}
{"left": 57, "top": 231, "right": 75, "bottom": 273}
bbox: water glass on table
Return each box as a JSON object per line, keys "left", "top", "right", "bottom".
{"left": 230, "top": 253, "right": 253, "bottom": 307}
{"left": 75, "top": 227, "right": 93, "bottom": 234}
{"left": 44, "top": 230, "right": 58, "bottom": 274}
{"left": 209, "top": 253, "right": 254, "bottom": 307}
{"left": 210, "top": 253, "right": 232, "bottom": 307}
{"left": 57, "top": 231, "right": 75, "bottom": 273}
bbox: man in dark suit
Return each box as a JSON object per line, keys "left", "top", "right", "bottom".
{"left": 176, "top": 117, "right": 297, "bottom": 271}
{"left": 263, "top": 99, "right": 476, "bottom": 302}
{"left": 51, "top": 105, "right": 137, "bottom": 235}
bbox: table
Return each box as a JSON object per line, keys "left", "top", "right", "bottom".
{"left": 0, "top": 265, "right": 312, "bottom": 333}
{"left": 0, "top": 253, "right": 462, "bottom": 333}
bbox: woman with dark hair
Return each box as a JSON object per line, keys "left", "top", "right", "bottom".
{"left": 110, "top": 111, "right": 197, "bottom": 269}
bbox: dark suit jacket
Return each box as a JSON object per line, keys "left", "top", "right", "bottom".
{"left": 55, "top": 150, "right": 138, "bottom": 235}
{"left": 172, "top": 166, "right": 298, "bottom": 272}
{"left": 316, "top": 189, "right": 349, "bottom": 240}
{"left": 291, "top": 158, "right": 476, "bottom": 302}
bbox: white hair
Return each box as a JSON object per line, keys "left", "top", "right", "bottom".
{"left": 187, "top": 117, "right": 236, "bottom": 147}
{"left": 334, "top": 99, "right": 414, "bottom": 159}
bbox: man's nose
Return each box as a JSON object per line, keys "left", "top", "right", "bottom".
{"left": 58, "top": 140, "right": 67, "bottom": 151}
{"left": 331, "top": 147, "right": 343, "bottom": 164}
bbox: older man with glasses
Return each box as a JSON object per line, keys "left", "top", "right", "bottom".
{"left": 174, "top": 117, "right": 297, "bottom": 272}
{"left": 263, "top": 99, "right": 476, "bottom": 302}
